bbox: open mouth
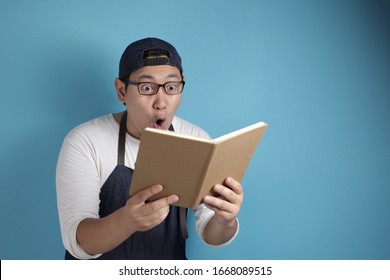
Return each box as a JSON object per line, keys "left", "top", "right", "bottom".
{"left": 154, "top": 118, "right": 165, "bottom": 129}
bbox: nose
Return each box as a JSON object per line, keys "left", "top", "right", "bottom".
{"left": 153, "top": 87, "right": 167, "bottom": 110}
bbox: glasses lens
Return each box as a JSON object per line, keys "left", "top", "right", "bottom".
{"left": 164, "top": 82, "right": 182, "bottom": 95}
{"left": 138, "top": 82, "right": 157, "bottom": 95}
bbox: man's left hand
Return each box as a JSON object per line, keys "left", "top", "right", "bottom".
{"left": 203, "top": 177, "right": 244, "bottom": 227}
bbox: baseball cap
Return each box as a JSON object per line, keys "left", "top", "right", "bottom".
{"left": 119, "top": 37, "right": 183, "bottom": 80}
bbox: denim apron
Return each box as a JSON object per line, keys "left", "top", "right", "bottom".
{"left": 65, "top": 111, "right": 187, "bottom": 259}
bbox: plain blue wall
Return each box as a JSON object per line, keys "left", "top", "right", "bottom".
{"left": 1, "top": 0, "right": 389, "bottom": 260}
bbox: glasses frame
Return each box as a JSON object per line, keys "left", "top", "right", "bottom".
{"left": 126, "top": 80, "right": 185, "bottom": 96}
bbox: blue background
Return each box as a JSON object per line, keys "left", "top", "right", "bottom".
{"left": 1, "top": 0, "right": 389, "bottom": 260}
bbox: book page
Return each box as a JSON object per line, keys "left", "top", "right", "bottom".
{"left": 213, "top": 122, "right": 267, "bottom": 143}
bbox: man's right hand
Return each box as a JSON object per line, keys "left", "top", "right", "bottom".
{"left": 122, "top": 184, "right": 179, "bottom": 233}
{"left": 77, "top": 184, "right": 178, "bottom": 256}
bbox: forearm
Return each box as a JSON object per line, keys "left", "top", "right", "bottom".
{"left": 203, "top": 215, "right": 238, "bottom": 245}
{"left": 76, "top": 207, "right": 135, "bottom": 255}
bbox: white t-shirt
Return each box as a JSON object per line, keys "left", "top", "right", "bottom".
{"left": 56, "top": 114, "right": 238, "bottom": 259}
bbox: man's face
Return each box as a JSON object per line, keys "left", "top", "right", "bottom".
{"left": 116, "top": 65, "right": 183, "bottom": 139}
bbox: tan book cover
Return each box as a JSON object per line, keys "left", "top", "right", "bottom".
{"left": 130, "top": 121, "right": 268, "bottom": 209}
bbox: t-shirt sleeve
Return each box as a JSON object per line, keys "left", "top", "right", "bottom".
{"left": 56, "top": 129, "right": 102, "bottom": 259}
{"left": 193, "top": 204, "right": 239, "bottom": 248}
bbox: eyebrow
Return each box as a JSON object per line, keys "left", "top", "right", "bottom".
{"left": 138, "top": 73, "right": 181, "bottom": 80}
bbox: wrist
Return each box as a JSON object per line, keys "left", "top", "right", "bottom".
{"left": 116, "top": 207, "right": 136, "bottom": 236}
{"left": 203, "top": 217, "right": 238, "bottom": 246}
{"left": 216, "top": 216, "right": 238, "bottom": 228}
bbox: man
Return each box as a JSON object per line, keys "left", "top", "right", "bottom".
{"left": 56, "top": 37, "right": 244, "bottom": 259}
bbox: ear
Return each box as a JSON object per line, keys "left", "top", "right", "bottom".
{"left": 114, "top": 78, "right": 126, "bottom": 104}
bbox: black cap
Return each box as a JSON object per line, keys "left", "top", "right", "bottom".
{"left": 119, "top": 37, "right": 183, "bottom": 80}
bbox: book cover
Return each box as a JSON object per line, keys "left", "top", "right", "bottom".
{"left": 130, "top": 122, "right": 268, "bottom": 208}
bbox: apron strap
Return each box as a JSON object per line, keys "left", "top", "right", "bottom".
{"left": 117, "top": 111, "right": 188, "bottom": 239}
{"left": 117, "top": 111, "right": 128, "bottom": 166}
{"left": 179, "top": 207, "right": 188, "bottom": 239}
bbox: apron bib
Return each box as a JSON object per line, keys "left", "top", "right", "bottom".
{"left": 65, "top": 111, "right": 187, "bottom": 259}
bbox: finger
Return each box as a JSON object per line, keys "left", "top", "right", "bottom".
{"left": 213, "top": 184, "right": 236, "bottom": 203}
{"left": 137, "top": 205, "right": 171, "bottom": 231}
{"left": 132, "top": 184, "right": 163, "bottom": 205}
{"left": 224, "top": 177, "right": 243, "bottom": 195}
{"left": 203, "top": 197, "right": 237, "bottom": 223}
{"left": 145, "top": 194, "right": 179, "bottom": 214}
{"left": 130, "top": 199, "right": 171, "bottom": 225}
{"left": 203, "top": 195, "right": 234, "bottom": 214}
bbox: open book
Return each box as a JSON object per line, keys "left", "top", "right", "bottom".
{"left": 130, "top": 121, "right": 268, "bottom": 209}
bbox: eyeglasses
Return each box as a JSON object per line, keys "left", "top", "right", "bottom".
{"left": 126, "top": 80, "right": 185, "bottom": 96}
